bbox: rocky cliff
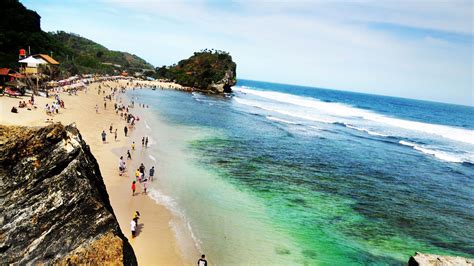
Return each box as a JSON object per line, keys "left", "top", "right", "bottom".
{"left": 0, "top": 124, "right": 137, "bottom": 265}
{"left": 408, "top": 252, "right": 473, "bottom": 266}
{"left": 154, "top": 50, "right": 237, "bottom": 93}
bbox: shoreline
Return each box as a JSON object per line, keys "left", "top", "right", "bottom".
{"left": 112, "top": 98, "right": 201, "bottom": 262}
{"left": 0, "top": 80, "right": 197, "bottom": 264}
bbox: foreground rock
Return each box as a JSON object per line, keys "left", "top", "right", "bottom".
{"left": 0, "top": 124, "right": 137, "bottom": 265}
{"left": 408, "top": 252, "right": 473, "bottom": 266}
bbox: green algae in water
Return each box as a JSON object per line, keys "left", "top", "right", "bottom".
{"left": 129, "top": 88, "right": 474, "bottom": 265}
{"left": 189, "top": 136, "right": 473, "bottom": 264}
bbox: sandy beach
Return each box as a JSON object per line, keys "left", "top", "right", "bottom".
{"left": 0, "top": 80, "right": 196, "bottom": 265}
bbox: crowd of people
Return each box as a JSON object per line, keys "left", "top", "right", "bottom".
{"left": 45, "top": 94, "right": 65, "bottom": 116}
{"left": 117, "top": 137, "right": 155, "bottom": 197}
{"left": 93, "top": 81, "right": 210, "bottom": 264}
{"left": 95, "top": 87, "right": 159, "bottom": 245}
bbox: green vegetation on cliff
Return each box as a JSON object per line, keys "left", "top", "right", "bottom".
{"left": 51, "top": 31, "right": 154, "bottom": 74}
{"left": 154, "top": 49, "right": 237, "bottom": 93}
{"left": 0, "top": 0, "right": 153, "bottom": 76}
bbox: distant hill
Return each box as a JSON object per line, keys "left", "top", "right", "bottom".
{"left": 0, "top": 0, "right": 153, "bottom": 77}
{"left": 155, "top": 49, "right": 237, "bottom": 93}
{"left": 51, "top": 31, "right": 154, "bottom": 75}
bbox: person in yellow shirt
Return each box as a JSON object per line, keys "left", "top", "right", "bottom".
{"left": 132, "top": 141, "right": 135, "bottom": 150}
{"left": 135, "top": 168, "right": 140, "bottom": 181}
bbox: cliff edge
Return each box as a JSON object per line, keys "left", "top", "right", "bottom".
{"left": 0, "top": 123, "right": 137, "bottom": 265}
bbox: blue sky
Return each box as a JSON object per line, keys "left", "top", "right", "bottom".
{"left": 22, "top": 0, "right": 473, "bottom": 106}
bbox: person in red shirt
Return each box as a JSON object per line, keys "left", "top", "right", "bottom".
{"left": 132, "top": 181, "right": 136, "bottom": 196}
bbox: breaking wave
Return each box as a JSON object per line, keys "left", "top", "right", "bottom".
{"left": 234, "top": 87, "right": 474, "bottom": 145}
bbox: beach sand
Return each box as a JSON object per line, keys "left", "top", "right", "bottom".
{"left": 0, "top": 80, "right": 196, "bottom": 265}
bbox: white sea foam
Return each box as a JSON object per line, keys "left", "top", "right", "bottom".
{"left": 265, "top": 116, "right": 298, "bottom": 125}
{"left": 345, "top": 124, "right": 389, "bottom": 137}
{"left": 187, "top": 221, "right": 203, "bottom": 252}
{"left": 148, "top": 188, "right": 203, "bottom": 253}
{"left": 149, "top": 155, "right": 156, "bottom": 162}
{"left": 234, "top": 97, "right": 336, "bottom": 124}
{"left": 234, "top": 88, "right": 474, "bottom": 145}
{"left": 398, "top": 140, "right": 472, "bottom": 163}
{"left": 168, "top": 219, "right": 203, "bottom": 256}
{"left": 192, "top": 92, "right": 203, "bottom": 102}
{"left": 148, "top": 188, "right": 181, "bottom": 215}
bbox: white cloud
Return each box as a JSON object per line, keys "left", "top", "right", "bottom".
{"left": 25, "top": 0, "right": 474, "bottom": 105}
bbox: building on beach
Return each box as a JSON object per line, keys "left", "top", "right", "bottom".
{"left": 32, "top": 54, "right": 60, "bottom": 65}
{"left": 18, "top": 54, "right": 60, "bottom": 74}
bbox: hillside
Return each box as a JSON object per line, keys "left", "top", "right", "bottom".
{"left": 154, "top": 49, "right": 237, "bottom": 93}
{"left": 51, "top": 31, "right": 154, "bottom": 74}
{"left": 0, "top": 0, "right": 153, "bottom": 76}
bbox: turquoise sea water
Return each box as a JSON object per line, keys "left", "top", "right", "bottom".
{"left": 128, "top": 80, "right": 474, "bottom": 265}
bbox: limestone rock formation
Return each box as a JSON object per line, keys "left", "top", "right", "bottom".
{"left": 408, "top": 252, "right": 473, "bottom": 266}
{"left": 209, "top": 69, "right": 237, "bottom": 93}
{"left": 154, "top": 50, "right": 237, "bottom": 93}
{"left": 0, "top": 124, "right": 137, "bottom": 265}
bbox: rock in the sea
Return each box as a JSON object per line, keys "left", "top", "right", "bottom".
{"left": 154, "top": 50, "right": 237, "bottom": 93}
{"left": 408, "top": 252, "right": 473, "bottom": 266}
{"left": 0, "top": 123, "right": 137, "bottom": 265}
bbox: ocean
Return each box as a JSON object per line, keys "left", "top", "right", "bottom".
{"left": 127, "top": 79, "right": 474, "bottom": 265}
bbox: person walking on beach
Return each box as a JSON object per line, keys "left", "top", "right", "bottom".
{"left": 127, "top": 150, "right": 132, "bottom": 160}
{"left": 139, "top": 163, "right": 145, "bottom": 176}
{"left": 132, "top": 141, "right": 136, "bottom": 150}
{"left": 124, "top": 126, "right": 128, "bottom": 137}
{"left": 135, "top": 168, "right": 141, "bottom": 181}
{"left": 142, "top": 137, "right": 145, "bottom": 147}
{"left": 109, "top": 124, "right": 113, "bottom": 133}
{"left": 131, "top": 219, "right": 137, "bottom": 238}
{"left": 119, "top": 156, "right": 126, "bottom": 175}
{"left": 133, "top": 211, "right": 140, "bottom": 224}
{"left": 101, "top": 130, "right": 107, "bottom": 143}
{"left": 114, "top": 129, "right": 118, "bottom": 141}
{"left": 132, "top": 181, "right": 136, "bottom": 196}
{"left": 198, "top": 254, "right": 208, "bottom": 266}
{"left": 95, "top": 104, "right": 99, "bottom": 113}
{"left": 145, "top": 137, "right": 148, "bottom": 147}
{"left": 104, "top": 101, "right": 107, "bottom": 109}
{"left": 149, "top": 166, "right": 155, "bottom": 181}
{"left": 143, "top": 178, "right": 147, "bottom": 194}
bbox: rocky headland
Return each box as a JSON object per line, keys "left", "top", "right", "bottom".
{"left": 0, "top": 123, "right": 137, "bottom": 264}
{"left": 153, "top": 49, "right": 237, "bottom": 93}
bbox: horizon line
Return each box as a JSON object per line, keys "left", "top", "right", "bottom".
{"left": 236, "top": 78, "right": 474, "bottom": 108}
